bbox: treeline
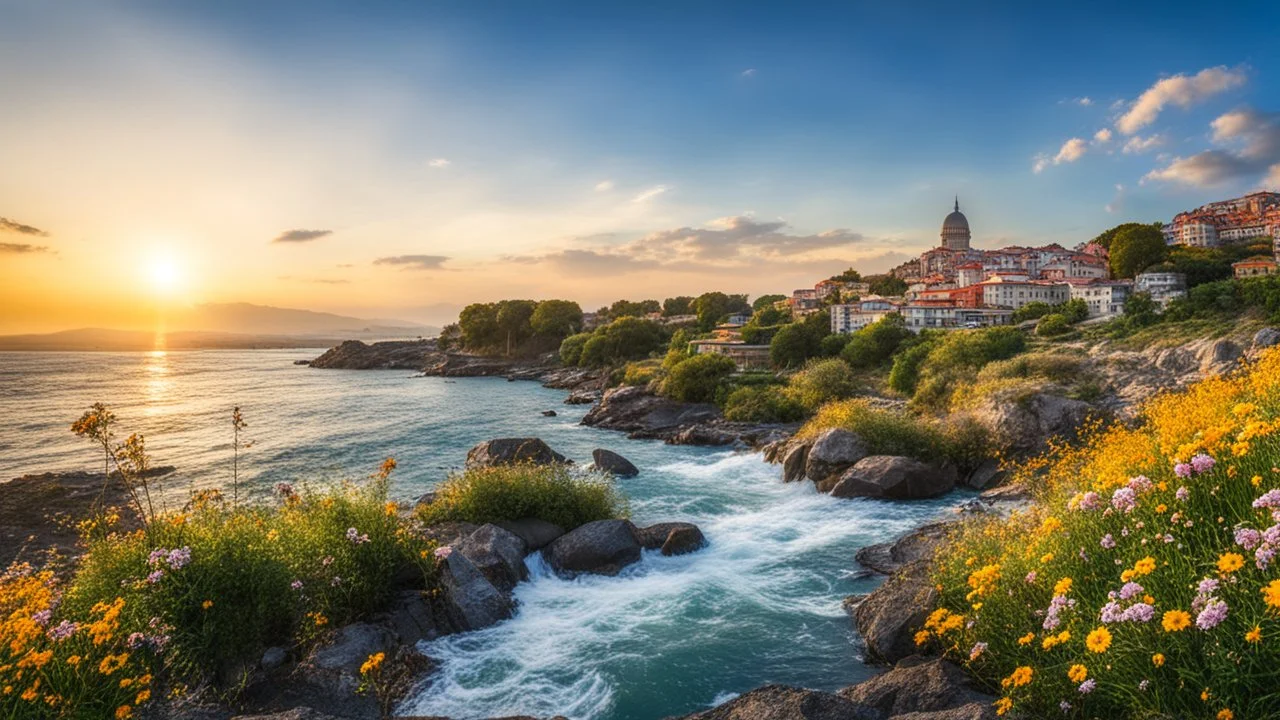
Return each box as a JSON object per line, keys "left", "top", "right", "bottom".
{"left": 441, "top": 299, "right": 584, "bottom": 356}
{"left": 593, "top": 292, "right": 752, "bottom": 331}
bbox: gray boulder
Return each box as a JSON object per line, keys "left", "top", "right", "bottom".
{"left": 962, "top": 459, "right": 1003, "bottom": 490}
{"left": 377, "top": 589, "right": 449, "bottom": 645}
{"left": 440, "top": 551, "right": 515, "bottom": 631}
{"left": 304, "top": 623, "right": 395, "bottom": 694}
{"left": 635, "top": 521, "right": 706, "bottom": 556}
{"left": 465, "top": 438, "right": 568, "bottom": 469}
{"left": 670, "top": 424, "right": 737, "bottom": 446}
{"left": 970, "top": 392, "right": 1091, "bottom": 453}
{"left": 495, "top": 518, "right": 566, "bottom": 552}
{"left": 854, "top": 522, "right": 950, "bottom": 575}
{"left": 544, "top": 519, "right": 642, "bottom": 576}
{"left": 260, "top": 646, "right": 287, "bottom": 671}
{"left": 781, "top": 442, "right": 810, "bottom": 483}
{"left": 804, "top": 429, "right": 868, "bottom": 485}
{"left": 232, "top": 709, "right": 349, "bottom": 720}
{"left": 457, "top": 524, "right": 529, "bottom": 591}
{"left": 855, "top": 561, "right": 937, "bottom": 664}
{"left": 1199, "top": 338, "right": 1242, "bottom": 375}
{"left": 592, "top": 448, "right": 639, "bottom": 477}
{"left": 581, "top": 385, "right": 720, "bottom": 434}
{"left": 1252, "top": 327, "right": 1280, "bottom": 352}
{"left": 676, "top": 684, "right": 875, "bottom": 720}
{"left": 829, "top": 456, "right": 956, "bottom": 500}
{"left": 839, "top": 656, "right": 996, "bottom": 718}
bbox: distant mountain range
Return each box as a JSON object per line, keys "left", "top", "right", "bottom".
{"left": 0, "top": 303, "right": 439, "bottom": 351}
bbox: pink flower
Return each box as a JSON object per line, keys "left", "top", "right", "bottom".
{"left": 1078, "top": 491, "right": 1101, "bottom": 511}
{"left": 1111, "top": 487, "right": 1137, "bottom": 513}
{"left": 1100, "top": 534, "right": 1116, "bottom": 549}
{"left": 1195, "top": 599, "right": 1228, "bottom": 630}
{"left": 1190, "top": 453, "right": 1215, "bottom": 474}
{"left": 1174, "top": 463, "right": 1192, "bottom": 478}
{"left": 434, "top": 546, "right": 453, "bottom": 560}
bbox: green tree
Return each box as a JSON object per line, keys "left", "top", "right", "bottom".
{"left": 1109, "top": 225, "right": 1168, "bottom": 279}
{"left": 788, "top": 358, "right": 856, "bottom": 410}
{"left": 1087, "top": 221, "right": 1163, "bottom": 250}
{"left": 887, "top": 337, "right": 939, "bottom": 395}
{"left": 1035, "top": 314, "right": 1071, "bottom": 337}
{"left": 530, "top": 300, "right": 584, "bottom": 339}
{"left": 578, "top": 316, "right": 665, "bottom": 367}
{"left": 608, "top": 299, "right": 660, "bottom": 319}
{"left": 840, "top": 314, "right": 912, "bottom": 369}
{"left": 1011, "top": 301, "right": 1053, "bottom": 323}
{"left": 693, "top": 292, "right": 733, "bottom": 330}
{"left": 662, "top": 296, "right": 695, "bottom": 316}
{"left": 769, "top": 323, "right": 818, "bottom": 369}
{"left": 752, "top": 294, "right": 787, "bottom": 312}
{"left": 559, "top": 332, "right": 592, "bottom": 366}
{"left": 458, "top": 303, "right": 500, "bottom": 350}
{"left": 660, "top": 353, "right": 737, "bottom": 403}
{"left": 1060, "top": 298, "right": 1090, "bottom": 324}
{"left": 866, "top": 274, "right": 908, "bottom": 296}
{"left": 1121, "top": 292, "right": 1160, "bottom": 329}
{"left": 829, "top": 268, "right": 862, "bottom": 283}
{"left": 436, "top": 323, "right": 461, "bottom": 351}
{"left": 495, "top": 299, "right": 537, "bottom": 356}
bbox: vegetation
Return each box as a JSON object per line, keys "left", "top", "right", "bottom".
{"left": 924, "top": 347, "right": 1280, "bottom": 719}
{"left": 796, "top": 398, "right": 988, "bottom": 474}
{"left": 1108, "top": 224, "right": 1168, "bottom": 279}
{"left": 890, "top": 326, "right": 1028, "bottom": 410}
{"left": 457, "top": 299, "right": 584, "bottom": 356}
{"left": 561, "top": 316, "right": 666, "bottom": 368}
{"left": 841, "top": 314, "right": 914, "bottom": 369}
{"left": 769, "top": 310, "right": 831, "bottom": 368}
{"left": 722, "top": 385, "right": 806, "bottom": 423}
{"left": 660, "top": 353, "right": 737, "bottom": 403}
{"left": 865, "top": 273, "right": 909, "bottom": 296}
{"left": 1087, "top": 221, "right": 1164, "bottom": 251}
{"left": 1035, "top": 314, "right": 1071, "bottom": 337}
{"left": 418, "top": 464, "right": 627, "bottom": 530}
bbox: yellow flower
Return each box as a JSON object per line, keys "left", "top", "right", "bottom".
{"left": 1263, "top": 579, "right": 1280, "bottom": 611}
{"left": 1163, "top": 610, "right": 1192, "bottom": 632}
{"left": 385, "top": 501, "right": 398, "bottom": 517}
{"left": 266, "top": 530, "right": 280, "bottom": 542}
{"left": 1134, "top": 556, "right": 1156, "bottom": 575}
{"left": 202, "top": 600, "right": 214, "bottom": 610}
{"left": 1086, "top": 626, "right": 1112, "bottom": 653}
{"left": 135, "top": 689, "right": 151, "bottom": 705}
{"left": 1002, "top": 666, "right": 1033, "bottom": 688}
{"left": 1217, "top": 553, "right": 1244, "bottom": 574}
{"left": 359, "top": 652, "right": 385, "bottom": 676}
{"left": 1152, "top": 653, "right": 1165, "bottom": 667}
{"left": 1120, "top": 569, "right": 1136, "bottom": 582}
{"left": 66, "top": 655, "right": 81, "bottom": 667}
{"left": 98, "top": 653, "right": 129, "bottom": 676}
{"left": 994, "top": 697, "right": 1012, "bottom": 716}
{"left": 1202, "top": 689, "right": 1211, "bottom": 701}
{"left": 1246, "top": 626, "right": 1262, "bottom": 643}
{"left": 1040, "top": 553, "right": 1054, "bottom": 564}
{"left": 1253, "top": 475, "right": 1264, "bottom": 487}
{"left": 116, "top": 706, "right": 133, "bottom": 719}
{"left": 21, "top": 686, "right": 38, "bottom": 702}
{"left": 1053, "top": 577, "right": 1072, "bottom": 596}
{"left": 1017, "top": 632, "right": 1034, "bottom": 646}
{"left": 914, "top": 630, "right": 931, "bottom": 647}
{"left": 1219, "top": 709, "right": 1234, "bottom": 720}
{"left": 1155, "top": 503, "right": 1167, "bottom": 513}
{"left": 1067, "top": 664, "right": 1088, "bottom": 683}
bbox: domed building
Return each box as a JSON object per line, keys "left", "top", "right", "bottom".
{"left": 940, "top": 197, "right": 971, "bottom": 251}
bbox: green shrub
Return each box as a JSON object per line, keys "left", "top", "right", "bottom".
{"left": 819, "top": 333, "right": 851, "bottom": 357}
{"left": 888, "top": 338, "right": 938, "bottom": 395}
{"left": 1011, "top": 301, "right": 1053, "bottom": 323}
{"left": 660, "top": 353, "right": 737, "bottom": 403}
{"left": 787, "top": 358, "right": 856, "bottom": 411}
{"left": 723, "top": 385, "right": 806, "bottom": 423}
{"left": 1035, "top": 313, "right": 1071, "bottom": 337}
{"left": 559, "top": 332, "right": 592, "bottom": 365}
{"left": 622, "top": 360, "right": 661, "bottom": 386}
{"left": 976, "top": 352, "right": 1082, "bottom": 385}
{"left": 418, "top": 464, "right": 627, "bottom": 530}
{"left": 840, "top": 314, "right": 912, "bottom": 369}
{"left": 798, "top": 399, "right": 943, "bottom": 460}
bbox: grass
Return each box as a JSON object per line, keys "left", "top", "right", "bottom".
{"left": 921, "top": 347, "right": 1280, "bottom": 719}
{"left": 417, "top": 463, "right": 628, "bottom": 530}
{"left": 797, "top": 398, "right": 990, "bottom": 474}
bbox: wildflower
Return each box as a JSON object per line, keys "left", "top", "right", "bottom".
{"left": 145, "top": 570, "right": 164, "bottom": 584}
{"left": 1235, "top": 528, "right": 1262, "bottom": 550}
{"left": 385, "top": 501, "right": 398, "bottom": 517}
{"left": 1198, "top": 577, "right": 1220, "bottom": 595}
{"left": 291, "top": 580, "right": 304, "bottom": 590}
{"left": 1100, "top": 534, "right": 1116, "bottom": 549}
{"left": 1176, "top": 486, "right": 1189, "bottom": 501}
{"left": 1196, "top": 599, "right": 1229, "bottom": 630}
{"left": 1217, "top": 553, "right": 1244, "bottom": 574}
{"left": 135, "top": 689, "right": 151, "bottom": 704}
{"left": 166, "top": 547, "right": 191, "bottom": 569}
{"left": 1002, "top": 666, "right": 1033, "bottom": 688}
{"left": 1059, "top": 701, "right": 1071, "bottom": 713}
{"left": 1017, "top": 632, "right": 1034, "bottom": 646}
{"left": 1139, "top": 679, "right": 1150, "bottom": 691}
{"left": 1112, "top": 487, "right": 1137, "bottom": 513}
{"left": 275, "top": 482, "right": 295, "bottom": 496}
{"left": 994, "top": 698, "right": 1012, "bottom": 716}
{"left": 67, "top": 655, "right": 82, "bottom": 666}
{"left": 1163, "top": 609, "right": 1192, "bottom": 632}
{"left": 914, "top": 630, "right": 931, "bottom": 646}
{"left": 1086, "top": 626, "right": 1112, "bottom": 653}
{"left": 1246, "top": 626, "right": 1262, "bottom": 643}
{"left": 1067, "top": 664, "right": 1088, "bottom": 683}
{"left": 434, "top": 546, "right": 453, "bottom": 560}
{"left": 99, "top": 653, "right": 129, "bottom": 675}
{"left": 202, "top": 600, "right": 213, "bottom": 610}
{"left": 968, "top": 642, "right": 987, "bottom": 660}
{"left": 116, "top": 706, "right": 133, "bottom": 719}
{"left": 1024, "top": 571, "right": 1037, "bottom": 583}
{"left": 359, "top": 652, "right": 385, "bottom": 675}
{"left": 1053, "top": 577, "right": 1073, "bottom": 595}
{"left": 345, "top": 527, "right": 370, "bottom": 544}
{"left": 48, "top": 620, "right": 78, "bottom": 641}
{"left": 1078, "top": 491, "right": 1101, "bottom": 510}
{"left": 1124, "top": 603, "right": 1155, "bottom": 623}
{"left": 1175, "top": 463, "right": 1193, "bottom": 478}
{"left": 1134, "top": 556, "right": 1156, "bottom": 575}
{"left": 1190, "top": 453, "right": 1215, "bottom": 474}
{"left": 1152, "top": 653, "right": 1165, "bottom": 667}
{"left": 1119, "top": 581, "right": 1144, "bottom": 600}
{"left": 1078, "top": 679, "right": 1096, "bottom": 694}
{"left": 1218, "top": 711, "right": 1234, "bottom": 720}
{"left": 1260, "top": 546, "right": 1278, "bottom": 570}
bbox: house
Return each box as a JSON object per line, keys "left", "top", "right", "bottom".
{"left": 829, "top": 297, "right": 902, "bottom": 334}
{"left": 1135, "top": 271, "right": 1187, "bottom": 308}
{"left": 1069, "top": 279, "right": 1133, "bottom": 318}
{"left": 978, "top": 276, "right": 1070, "bottom": 310}
{"left": 1233, "top": 257, "right": 1279, "bottom": 278}
{"left": 688, "top": 341, "right": 772, "bottom": 370}
{"left": 900, "top": 300, "right": 1013, "bottom": 331}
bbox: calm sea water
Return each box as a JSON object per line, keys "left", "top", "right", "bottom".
{"left": 0, "top": 350, "right": 964, "bottom": 720}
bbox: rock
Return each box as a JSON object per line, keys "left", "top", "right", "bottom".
{"left": 804, "top": 429, "right": 868, "bottom": 485}
{"left": 541, "top": 410, "right": 558, "bottom": 417}
{"left": 633, "top": 522, "right": 707, "bottom": 556}
{"left": 1199, "top": 338, "right": 1241, "bottom": 375}
{"left": 582, "top": 386, "right": 720, "bottom": 435}
{"left": 456, "top": 524, "right": 529, "bottom": 591}
{"left": 544, "top": 519, "right": 642, "bottom": 576}
{"left": 854, "top": 522, "right": 950, "bottom": 575}
{"left": 675, "top": 684, "right": 876, "bottom": 720}
{"left": 232, "top": 708, "right": 348, "bottom": 720}
{"left": 414, "top": 491, "right": 437, "bottom": 508}
{"left": 421, "top": 521, "right": 480, "bottom": 548}
{"left": 439, "top": 551, "right": 515, "bottom": 631}
{"left": 829, "top": 456, "right": 956, "bottom": 500}
{"left": 855, "top": 561, "right": 938, "bottom": 664}
{"left": 309, "top": 339, "right": 440, "bottom": 370}
{"left": 887, "top": 702, "right": 995, "bottom": 719}
{"left": 495, "top": 518, "right": 566, "bottom": 552}
{"left": 465, "top": 438, "right": 568, "bottom": 469}
{"left": 670, "top": 424, "right": 737, "bottom": 446}
{"left": 378, "top": 589, "right": 449, "bottom": 645}
{"left": 962, "top": 459, "right": 1003, "bottom": 490}
{"left": 564, "top": 389, "right": 600, "bottom": 405}
{"left": 305, "top": 623, "right": 395, "bottom": 695}
{"left": 842, "top": 594, "right": 868, "bottom": 617}
{"left": 782, "top": 442, "right": 810, "bottom": 483}
{"left": 261, "top": 646, "right": 287, "bottom": 671}
{"left": 838, "top": 656, "right": 996, "bottom": 719}
{"left": 1252, "top": 327, "right": 1280, "bottom": 352}
{"left": 969, "top": 392, "right": 1092, "bottom": 454}
{"left": 635, "top": 522, "right": 699, "bottom": 549}
{"left": 592, "top": 448, "right": 640, "bottom": 477}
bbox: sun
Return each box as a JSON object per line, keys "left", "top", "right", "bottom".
{"left": 146, "top": 255, "right": 184, "bottom": 295}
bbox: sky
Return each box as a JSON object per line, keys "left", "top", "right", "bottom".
{"left": 3, "top": 0, "right": 1280, "bottom": 333}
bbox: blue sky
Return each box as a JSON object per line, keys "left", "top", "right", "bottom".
{"left": 3, "top": 0, "right": 1279, "bottom": 328}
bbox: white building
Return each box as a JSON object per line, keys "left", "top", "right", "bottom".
{"left": 830, "top": 298, "right": 902, "bottom": 334}
{"left": 1070, "top": 280, "right": 1134, "bottom": 318}
{"left": 1178, "top": 222, "right": 1219, "bottom": 247}
{"left": 1135, "top": 272, "right": 1187, "bottom": 308}
{"left": 979, "top": 277, "right": 1070, "bottom": 310}
{"left": 901, "top": 303, "right": 1013, "bottom": 331}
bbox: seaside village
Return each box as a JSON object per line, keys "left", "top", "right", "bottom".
{"left": 669, "top": 192, "right": 1280, "bottom": 370}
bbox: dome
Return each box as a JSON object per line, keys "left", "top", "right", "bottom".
{"left": 940, "top": 197, "right": 971, "bottom": 251}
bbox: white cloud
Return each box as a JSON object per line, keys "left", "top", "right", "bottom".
{"left": 1093, "top": 128, "right": 1113, "bottom": 144}
{"left": 427, "top": 158, "right": 451, "bottom": 168}
{"left": 1116, "top": 66, "right": 1247, "bottom": 135}
{"left": 1122, "top": 134, "right": 1163, "bottom": 154}
{"left": 1144, "top": 108, "right": 1280, "bottom": 187}
{"left": 1032, "top": 137, "right": 1088, "bottom": 173}
{"left": 631, "top": 185, "right": 668, "bottom": 203}
{"left": 1032, "top": 155, "right": 1050, "bottom": 174}
{"left": 594, "top": 180, "right": 614, "bottom": 192}
{"left": 1077, "top": 97, "right": 1094, "bottom": 107}
{"left": 741, "top": 68, "right": 757, "bottom": 78}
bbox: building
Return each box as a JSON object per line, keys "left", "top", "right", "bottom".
{"left": 900, "top": 301, "right": 1013, "bottom": 331}
{"left": 940, "top": 197, "right": 972, "bottom": 251}
{"left": 688, "top": 341, "right": 772, "bottom": 370}
{"left": 1135, "top": 271, "right": 1187, "bottom": 308}
{"left": 829, "top": 298, "right": 902, "bottom": 334}
{"left": 1178, "top": 222, "right": 1219, "bottom": 247}
{"left": 979, "top": 276, "right": 1071, "bottom": 310}
{"left": 1039, "top": 255, "right": 1108, "bottom": 281}
{"left": 1167, "top": 192, "right": 1280, "bottom": 247}
{"left": 1233, "top": 257, "right": 1279, "bottom": 278}
{"left": 1070, "top": 279, "right": 1134, "bottom": 318}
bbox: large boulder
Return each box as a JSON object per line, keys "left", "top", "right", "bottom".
{"left": 465, "top": 438, "right": 568, "bottom": 469}
{"left": 969, "top": 392, "right": 1091, "bottom": 454}
{"left": 304, "top": 623, "right": 395, "bottom": 695}
{"left": 829, "top": 456, "right": 956, "bottom": 500}
{"left": 1251, "top": 327, "right": 1280, "bottom": 353}
{"left": 676, "top": 684, "right": 875, "bottom": 720}
{"left": 1198, "top": 338, "right": 1242, "bottom": 375}
{"left": 670, "top": 424, "right": 737, "bottom": 446}
{"left": 854, "top": 522, "right": 951, "bottom": 575}
{"left": 456, "top": 524, "right": 528, "bottom": 591}
{"left": 495, "top": 518, "right": 566, "bottom": 552}
{"left": 839, "top": 656, "right": 996, "bottom": 719}
{"left": 635, "top": 521, "right": 706, "bottom": 556}
{"left": 375, "top": 589, "right": 450, "bottom": 646}
{"left": 782, "top": 442, "right": 810, "bottom": 483}
{"left": 544, "top": 519, "right": 642, "bottom": 576}
{"left": 592, "top": 448, "right": 640, "bottom": 477}
{"left": 439, "top": 551, "right": 516, "bottom": 631}
{"left": 855, "top": 561, "right": 938, "bottom": 664}
{"left": 804, "top": 429, "right": 868, "bottom": 485}
{"left": 581, "top": 386, "right": 720, "bottom": 435}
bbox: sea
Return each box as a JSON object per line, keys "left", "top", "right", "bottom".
{"left": 0, "top": 349, "right": 966, "bottom": 720}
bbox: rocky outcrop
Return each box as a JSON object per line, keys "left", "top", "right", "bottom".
{"left": 424, "top": 353, "right": 555, "bottom": 379}
{"left": 544, "top": 519, "right": 643, "bottom": 576}
{"left": 829, "top": 457, "right": 956, "bottom": 500}
{"left": 854, "top": 560, "right": 937, "bottom": 665}
{"left": 592, "top": 448, "right": 640, "bottom": 477}
{"left": 635, "top": 521, "right": 707, "bottom": 556}
{"left": 455, "top": 524, "right": 528, "bottom": 592}
{"left": 781, "top": 443, "right": 809, "bottom": 483}
{"left": 838, "top": 656, "right": 997, "bottom": 720}
{"left": 1251, "top": 327, "right": 1280, "bottom": 354}
{"left": 677, "top": 684, "right": 872, "bottom": 720}
{"left": 968, "top": 391, "right": 1091, "bottom": 454}
{"left": 854, "top": 522, "right": 951, "bottom": 576}
{"left": 465, "top": 438, "right": 568, "bottom": 469}
{"left": 439, "top": 550, "right": 516, "bottom": 631}
{"left": 495, "top": 518, "right": 565, "bottom": 552}
{"left": 804, "top": 429, "right": 869, "bottom": 486}
{"left": 309, "top": 339, "right": 440, "bottom": 370}
{"left": 583, "top": 386, "right": 720, "bottom": 437}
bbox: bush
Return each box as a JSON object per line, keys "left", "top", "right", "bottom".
{"left": 819, "top": 333, "right": 852, "bottom": 358}
{"left": 769, "top": 323, "right": 819, "bottom": 369}
{"left": 798, "top": 399, "right": 944, "bottom": 461}
{"left": 661, "top": 353, "right": 737, "bottom": 403}
{"left": 787, "top": 358, "right": 856, "bottom": 411}
{"left": 577, "top": 317, "right": 665, "bottom": 367}
{"left": 621, "top": 360, "right": 661, "bottom": 387}
{"left": 559, "top": 332, "right": 592, "bottom": 365}
{"left": 925, "top": 347, "right": 1280, "bottom": 719}
{"left": 976, "top": 352, "right": 1082, "bottom": 385}
{"left": 840, "top": 314, "right": 912, "bottom": 369}
{"left": 907, "top": 326, "right": 1029, "bottom": 410}
{"left": 1035, "top": 313, "right": 1071, "bottom": 337}
{"left": 419, "top": 464, "right": 627, "bottom": 530}
{"left": 1011, "top": 301, "right": 1054, "bottom": 323}
{"left": 723, "top": 385, "right": 806, "bottom": 423}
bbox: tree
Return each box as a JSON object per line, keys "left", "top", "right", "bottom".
{"left": 788, "top": 358, "right": 856, "bottom": 410}
{"left": 530, "top": 300, "right": 584, "bottom": 339}
{"left": 660, "top": 353, "right": 736, "bottom": 403}
{"left": 1011, "top": 301, "right": 1054, "bottom": 323}
{"left": 887, "top": 338, "right": 938, "bottom": 395}
{"left": 436, "top": 323, "right": 461, "bottom": 351}
{"left": 1088, "top": 221, "right": 1163, "bottom": 250}
{"left": 693, "top": 292, "right": 732, "bottom": 330}
{"left": 1035, "top": 314, "right": 1071, "bottom": 337}
{"left": 840, "top": 314, "right": 912, "bottom": 369}
{"left": 1121, "top": 292, "right": 1160, "bottom": 329}
{"left": 769, "top": 324, "right": 818, "bottom": 368}
{"left": 829, "top": 268, "right": 862, "bottom": 283}
{"left": 458, "top": 303, "right": 501, "bottom": 350}
{"left": 1109, "top": 225, "right": 1168, "bottom": 279}
{"left": 866, "top": 274, "right": 908, "bottom": 296}
{"left": 662, "top": 296, "right": 695, "bottom": 316}
{"left": 752, "top": 294, "right": 787, "bottom": 312}
{"left": 577, "top": 316, "right": 665, "bottom": 367}
{"left": 495, "top": 299, "right": 537, "bottom": 356}
{"left": 1060, "top": 298, "right": 1090, "bottom": 324}
{"left": 559, "top": 332, "right": 592, "bottom": 366}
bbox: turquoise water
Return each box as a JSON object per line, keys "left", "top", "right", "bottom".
{"left": 0, "top": 350, "right": 964, "bottom": 720}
